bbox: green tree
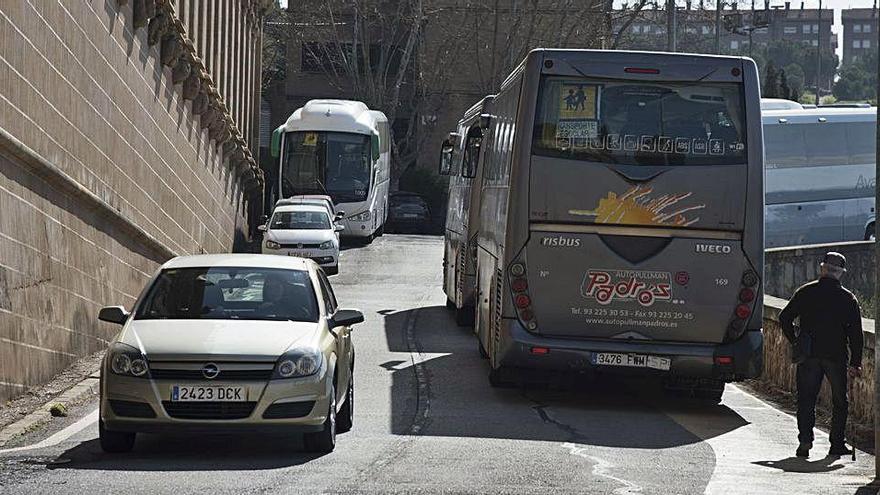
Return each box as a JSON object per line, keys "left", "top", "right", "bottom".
{"left": 763, "top": 61, "right": 779, "bottom": 98}
{"left": 783, "top": 63, "right": 805, "bottom": 99}
{"left": 779, "top": 69, "right": 791, "bottom": 100}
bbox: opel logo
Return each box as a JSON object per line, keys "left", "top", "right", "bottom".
{"left": 202, "top": 363, "right": 220, "bottom": 379}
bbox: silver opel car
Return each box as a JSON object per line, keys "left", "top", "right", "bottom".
{"left": 97, "top": 254, "right": 362, "bottom": 453}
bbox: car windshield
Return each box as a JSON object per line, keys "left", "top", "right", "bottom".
{"left": 271, "top": 210, "right": 331, "bottom": 230}
{"left": 135, "top": 267, "right": 319, "bottom": 322}
{"left": 533, "top": 76, "right": 747, "bottom": 166}
{"left": 391, "top": 195, "right": 427, "bottom": 208}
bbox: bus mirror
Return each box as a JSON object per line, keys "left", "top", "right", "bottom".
{"left": 479, "top": 113, "right": 492, "bottom": 129}
{"left": 270, "top": 127, "right": 282, "bottom": 159}
{"left": 371, "top": 132, "right": 380, "bottom": 161}
{"left": 438, "top": 144, "right": 454, "bottom": 176}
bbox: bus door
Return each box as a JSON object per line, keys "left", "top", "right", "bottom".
{"left": 522, "top": 69, "right": 760, "bottom": 345}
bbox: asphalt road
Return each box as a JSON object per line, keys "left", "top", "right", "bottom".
{"left": 0, "top": 235, "right": 876, "bottom": 494}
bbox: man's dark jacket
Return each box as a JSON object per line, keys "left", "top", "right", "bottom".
{"left": 778, "top": 277, "right": 864, "bottom": 367}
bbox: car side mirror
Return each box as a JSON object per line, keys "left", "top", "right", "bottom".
{"left": 257, "top": 224, "right": 267, "bottom": 232}
{"left": 334, "top": 212, "right": 345, "bottom": 221}
{"left": 335, "top": 224, "right": 345, "bottom": 232}
{"left": 98, "top": 306, "right": 129, "bottom": 325}
{"left": 331, "top": 309, "right": 364, "bottom": 328}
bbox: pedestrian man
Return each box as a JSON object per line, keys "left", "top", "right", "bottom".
{"left": 778, "top": 252, "right": 863, "bottom": 458}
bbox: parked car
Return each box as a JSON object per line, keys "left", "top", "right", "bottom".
{"left": 97, "top": 254, "right": 363, "bottom": 453}
{"left": 387, "top": 192, "right": 432, "bottom": 233}
{"left": 261, "top": 204, "right": 343, "bottom": 275}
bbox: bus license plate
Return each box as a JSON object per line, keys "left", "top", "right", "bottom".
{"left": 591, "top": 353, "right": 671, "bottom": 371}
{"left": 172, "top": 385, "right": 245, "bottom": 402}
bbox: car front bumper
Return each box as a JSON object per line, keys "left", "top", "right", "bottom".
{"left": 101, "top": 367, "right": 333, "bottom": 434}
{"left": 261, "top": 247, "right": 337, "bottom": 267}
{"left": 495, "top": 319, "right": 763, "bottom": 381}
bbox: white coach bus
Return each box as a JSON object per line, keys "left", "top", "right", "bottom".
{"left": 271, "top": 100, "right": 391, "bottom": 242}
{"left": 762, "top": 106, "right": 876, "bottom": 247}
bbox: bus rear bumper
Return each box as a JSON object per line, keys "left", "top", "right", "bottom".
{"left": 497, "top": 321, "right": 763, "bottom": 382}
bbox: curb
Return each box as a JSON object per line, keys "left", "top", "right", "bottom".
{"left": 0, "top": 371, "right": 100, "bottom": 448}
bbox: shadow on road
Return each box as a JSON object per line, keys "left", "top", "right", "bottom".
{"left": 753, "top": 456, "right": 845, "bottom": 474}
{"left": 48, "top": 434, "right": 324, "bottom": 472}
{"left": 382, "top": 304, "right": 750, "bottom": 450}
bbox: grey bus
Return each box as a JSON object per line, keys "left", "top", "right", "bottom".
{"left": 472, "top": 49, "right": 764, "bottom": 401}
{"left": 440, "top": 96, "right": 494, "bottom": 326}
{"left": 762, "top": 107, "right": 876, "bottom": 247}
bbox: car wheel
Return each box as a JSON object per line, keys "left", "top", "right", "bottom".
{"left": 488, "top": 366, "right": 516, "bottom": 388}
{"left": 693, "top": 381, "right": 725, "bottom": 404}
{"left": 326, "top": 265, "right": 339, "bottom": 276}
{"left": 376, "top": 224, "right": 385, "bottom": 237}
{"left": 866, "top": 222, "right": 875, "bottom": 241}
{"left": 337, "top": 372, "right": 354, "bottom": 433}
{"left": 304, "top": 385, "right": 337, "bottom": 453}
{"left": 99, "top": 419, "right": 136, "bottom": 453}
{"left": 478, "top": 338, "right": 489, "bottom": 359}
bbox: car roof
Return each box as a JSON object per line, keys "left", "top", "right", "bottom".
{"left": 162, "top": 254, "right": 315, "bottom": 271}
{"left": 272, "top": 204, "right": 328, "bottom": 214}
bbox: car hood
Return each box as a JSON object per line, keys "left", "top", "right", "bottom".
{"left": 121, "top": 319, "right": 320, "bottom": 361}
{"left": 266, "top": 229, "right": 335, "bottom": 244}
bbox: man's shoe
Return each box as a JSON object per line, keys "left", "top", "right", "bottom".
{"left": 796, "top": 442, "right": 812, "bottom": 458}
{"left": 829, "top": 445, "right": 854, "bottom": 457}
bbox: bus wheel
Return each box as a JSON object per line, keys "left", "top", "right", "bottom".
{"left": 445, "top": 298, "right": 456, "bottom": 310}
{"left": 866, "top": 222, "right": 875, "bottom": 241}
{"left": 455, "top": 306, "right": 474, "bottom": 327}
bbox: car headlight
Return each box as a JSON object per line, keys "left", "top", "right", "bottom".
{"left": 108, "top": 342, "right": 149, "bottom": 378}
{"left": 265, "top": 240, "right": 281, "bottom": 250}
{"left": 319, "top": 240, "right": 333, "bottom": 250}
{"left": 349, "top": 211, "right": 371, "bottom": 222}
{"left": 272, "top": 348, "right": 324, "bottom": 379}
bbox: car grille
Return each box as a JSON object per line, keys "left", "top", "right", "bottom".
{"left": 109, "top": 400, "right": 156, "bottom": 418}
{"left": 262, "top": 401, "right": 316, "bottom": 419}
{"left": 279, "top": 242, "right": 321, "bottom": 249}
{"left": 149, "top": 369, "right": 273, "bottom": 381}
{"left": 162, "top": 401, "right": 256, "bottom": 420}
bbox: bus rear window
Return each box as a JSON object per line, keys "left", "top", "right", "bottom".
{"left": 533, "top": 77, "right": 748, "bottom": 166}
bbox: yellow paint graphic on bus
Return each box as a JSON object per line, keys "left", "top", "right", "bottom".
{"left": 303, "top": 132, "right": 319, "bottom": 146}
{"left": 558, "top": 83, "right": 598, "bottom": 120}
{"left": 569, "top": 185, "right": 705, "bottom": 227}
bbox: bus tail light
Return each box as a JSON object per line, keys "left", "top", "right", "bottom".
{"left": 739, "top": 288, "right": 755, "bottom": 303}
{"left": 624, "top": 67, "right": 660, "bottom": 74}
{"left": 509, "top": 261, "right": 537, "bottom": 331}
{"left": 714, "top": 356, "right": 733, "bottom": 366}
{"left": 735, "top": 304, "right": 751, "bottom": 320}
{"left": 530, "top": 346, "right": 550, "bottom": 355}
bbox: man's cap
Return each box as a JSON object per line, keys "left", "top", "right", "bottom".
{"left": 821, "top": 251, "right": 847, "bottom": 271}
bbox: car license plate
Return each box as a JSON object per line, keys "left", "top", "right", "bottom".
{"left": 402, "top": 214, "right": 419, "bottom": 219}
{"left": 591, "top": 353, "right": 671, "bottom": 371}
{"left": 171, "top": 385, "right": 246, "bottom": 402}
{"left": 288, "top": 251, "right": 309, "bottom": 257}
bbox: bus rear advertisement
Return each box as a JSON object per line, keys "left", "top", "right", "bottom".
{"left": 453, "top": 49, "right": 764, "bottom": 401}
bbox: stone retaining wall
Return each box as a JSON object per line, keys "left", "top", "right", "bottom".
{"left": 764, "top": 241, "right": 875, "bottom": 299}
{"left": 761, "top": 296, "right": 875, "bottom": 427}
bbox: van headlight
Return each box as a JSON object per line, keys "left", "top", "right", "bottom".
{"left": 319, "top": 240, "right": 333, "bottom": 250}
{"left": 108, "top": 343, "right": 149, "bottom": 378}
{"left": 265, "top": 240, "right": 281, "bottom": 250}
{"left": 272, "top": 348, "right": 324, "bottom": 379}
{"left": 349, "top": 211, "right": 371, "bottom": 222}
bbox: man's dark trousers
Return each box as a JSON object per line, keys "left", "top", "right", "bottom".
{"left": 797, "top": 357, "right": 848, "bottom": 447}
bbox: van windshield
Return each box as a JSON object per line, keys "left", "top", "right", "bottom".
{"left": 533, "top": 77, "right": 747, "bottom": 166}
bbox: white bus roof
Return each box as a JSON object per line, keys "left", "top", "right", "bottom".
{"left": 762, "top": 107, "right": 876, "bottom": 124}
{"left": 760, "top": 98, "right": 803, "bottom": 111}
{"left": 282, "top": 99, "right": 387, "bottom": 135}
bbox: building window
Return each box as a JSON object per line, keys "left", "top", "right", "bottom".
{"left": 855, "top": 24, "right": 863, "bottom": 33}
{"left": 685, "top": 26, "right": 696, "bottom": 34}
{"left": 812, "top": 24, "right": 819, "bottom": 34}
{"left": 730, "top": 40, "right": 739, "bottom": 49}
{"left": 702, "top": 25, "right": 711, "bottom": 34}
{"left": 644, "top": 24, "right": 652, "bottom": 34}
{"left": 864, "top": 24, "right": 872, "bottom": 33}
{"left": 864, "top": 39, "right": 872, "bottom": 49}
{"left": 812, "top": 40, "right": 818, "bottom": 46}
{"left": 803, "top": 24, "right": 810, "bottom": 34}
{"left": 632, "top": 24, "right": 641, "bottom": 33}
{"left": 784, "top": 25, "right": 797, "bottom": 34}
{"left": 854, "top": 39, "right": 862, "bottom": 49}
